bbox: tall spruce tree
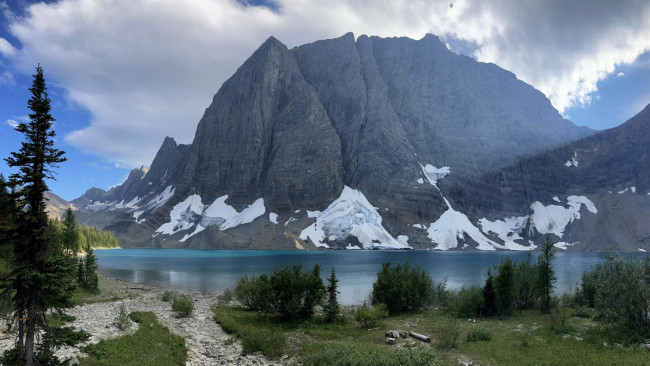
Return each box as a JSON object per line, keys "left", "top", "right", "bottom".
{"left": 324, "top": 267, "right": 340, "bottom": 323}
{"left": 536, "top": 235, "right": 557, "bottom": 314}
{"left": 2, "top": 64, "right": 71, "bottom": 366}
{"left": 62, "top": 207, "right": 80, "bottom": 256}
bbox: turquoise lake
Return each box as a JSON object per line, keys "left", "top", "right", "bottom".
{"left": 96, "top": 249, "right": 649, "bottom": 305}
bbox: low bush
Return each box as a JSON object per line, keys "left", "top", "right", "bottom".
{"left": 449, "top": 286, "right": 484, "bottom": 318}
{"left": 301, "top": 342, "right": 437, "bottom": 366}
{"left": 161, "top": 290, "right": 175, "bottom": 302}
{"left": 371, "top": 261, "right": 435, "bottom": 315}
{"left": 234, "top": 264, "right": 325, "bottom": 320}
{"left": 573, "top": 305, "right": 595, "bottom": 319}
{"left": 581, "top": 255, "right": 650, "bottom": 333}
{"left": 171, "top": 294, "right": 194, "bottom": 318}
{"left": 215, "top": 288, "right": 233, "bottom": 307}
{"left": 355, "top": 302, "right": 388, "bottom": 328}
{"left": 466, "top": 328, "right": 492, "bottom": 342}
{"left": 436, "top": 317, "right": 460, "bottom": 349}
{"left": 114, "top": 303, "right": 131, "bottom": 330}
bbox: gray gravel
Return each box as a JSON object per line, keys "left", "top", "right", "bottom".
{"left": 0, "top": 276, "right": 284, "bottom": 366}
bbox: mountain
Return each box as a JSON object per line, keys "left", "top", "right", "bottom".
{"left": 68, "top": 33, "right": 650, "bottom": 251}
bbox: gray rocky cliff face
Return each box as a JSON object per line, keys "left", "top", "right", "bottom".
{"left": 67, "top": 33, "right": 649, "bottom": 251}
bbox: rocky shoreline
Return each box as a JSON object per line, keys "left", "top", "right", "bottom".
{"left": 0, "top": 276, "right": 283, "bottom": 366}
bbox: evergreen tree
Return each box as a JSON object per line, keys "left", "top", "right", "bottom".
{"left": 536, "top": 235, "right": 557, "bottom": 314}
{"left": 515, "top": 252, "right": 537, "bottom": 310}
{"left": 1, "top": 64, "right": 70, "bottom": 366}
{"left": 83, "top": 244, "right": 99, "bottom": 292}
{"left": 323, "top": 267, "right": 340, "bottom": 323}
{"left": 62, "top": 207, "right": 80, "bottom": 256}
{"left": 494, "top": 257, "right": 515, "bottom": 317}
{"left": 482, "top": 270, "right": 496, "bottom": 317}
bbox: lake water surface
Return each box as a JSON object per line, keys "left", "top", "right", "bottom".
{"left": 96, "top": 249, "right": 648, "bottom": 305}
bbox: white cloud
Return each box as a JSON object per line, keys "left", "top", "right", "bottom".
{"left": 616, "top": 72, "right": 626, "bottom": 78}
{"left": 0, "top": 37, "right": 15, "bottom": 57}
{"left": 0, "top": 70, "right": 15, "bottom": 88}
{"left": 3, "top": 0, "right": 650, "bottom": 168}
{"left": 6, "top": 119, "right": 18, "bottom": 128}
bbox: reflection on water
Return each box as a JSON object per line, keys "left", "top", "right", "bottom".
{"left": 96, "top": 249, "right": 648, "bottom": 305}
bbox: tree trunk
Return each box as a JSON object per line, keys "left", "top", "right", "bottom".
{"left": 408, "top": 331, "right": 431, "bottom": 343}
{"left": 24, "top": 299, "right": 36, "bottom": 366}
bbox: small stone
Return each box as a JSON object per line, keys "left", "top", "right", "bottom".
{"left": 386, "top": 337, "right": 396, "bottom": 345}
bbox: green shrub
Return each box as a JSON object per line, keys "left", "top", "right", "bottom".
{"left": 371, "top": 261, "right": 434, "bottom": 315}
{"left": 114, "top": 303, "right": 131, "bottom": 330}
{"left": 234, "top": 273, "right": 271, "bottom": 311}
{"left": 436, "top": 317, "right": 460, "bottom": 349}
{"left": 449, "top": 286, "right": 484, "bottom": 318}
{"left": 161, "top": 290, "right": 175, "bottom": 302}
{"left": 355, "top": 302, "right": 388, "bottom": 328}
{"left": 466, "top": 328, "right": 492, "bottom": 342}
{"left": 573, "top": 305, "right": 595, "bottom": 318}
{"left": 582, "top": 255, "right": 650, "bottom": 333}
{"left": 234, "top": 264, "right": 325, "bottom": 320}
{"left": 301, "top": 342, "right": 437, "bottom": 366}
{"left": 215, "top": 288, "right": 233, "bottom": 307}
{"left": 171, "top": 294, "right": 194, "bottom": 318}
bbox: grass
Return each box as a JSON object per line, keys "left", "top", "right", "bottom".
{"left": 213, "top": 306, "right": 650, "bottom": 366}
{"left": 79, "top": 311, "right": 186, "bottom": 366}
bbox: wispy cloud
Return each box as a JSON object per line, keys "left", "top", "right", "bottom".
{"left": 1, "top": 0, "right": 648, "bottom": 168}
{"left": 0, "top": 70, "right": 15, "bottom": 88}
{"left": 616, "top": 72, "right": 626, "bottom": 78}
{"left": 6, "top": 119, "right": 18, "bottom": 128}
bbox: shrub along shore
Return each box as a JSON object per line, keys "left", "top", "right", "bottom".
{"left": 2, "top": 236, "right": 649, "bottom": 365}
{"left": 212, "top": 238, "right": 650, "bottom": 366}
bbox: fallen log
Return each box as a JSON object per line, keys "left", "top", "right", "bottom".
{"left": 409, "top": 331, "right": 431, "bottom": 343}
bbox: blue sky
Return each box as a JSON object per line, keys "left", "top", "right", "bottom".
{"left": 0, "top": 0, "right": 649, "bottom": 201}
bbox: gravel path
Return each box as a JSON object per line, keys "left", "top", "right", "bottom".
{"left": 0, "top": 277, "right": 284, "bottom": 366}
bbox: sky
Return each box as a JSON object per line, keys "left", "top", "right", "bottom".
{"left": 0, "top": 0, "right": 648, "bottom": 201}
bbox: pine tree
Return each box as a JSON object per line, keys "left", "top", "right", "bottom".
{"left": 83, "top": 244, "right": 99, "bottom": 292}
{"left": 324, "top": 267, "right": 340, "bottom": 323}
{"left": 494, "top": 257, "right": 515, "bottom": 317}
{"left": 482, "top": 270, "right": 496, "bottom": 317}
{"left": 2, "top": 64, "right": 69, "bottom": 366}
{"left": 62, "top": 207, "right": 80, "bottom": 256}
{"left": 537, "top": 235, "right": 557, "bottom": 313}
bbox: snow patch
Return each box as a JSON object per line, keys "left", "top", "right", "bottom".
{"left": 554, "top": 242, "right": 577, "bottom": 250}
{"left": 346, "top": 244, "right": 362, "bottom": 250}
{"left": 417, "top": 178, "right": 424, "bottom": 184}
{"left": 427, "top": 198, "right": 497, "bottom": 251}
{"left": 156, "top": 195, "right": 205, "bottom": 236}
{"left": 617, "top": 187, "right": 636, "bottom": 194}
{"left": 412, "top": 224, "right": 426, "bottom": 229}
{"left": 299, "top": 186, "right": 410, "bottom": 249}
{"left": 479, "top": 216, "right": 535, "bottom": 250}
{"left": 553, "top": 196, "right": 561, "bottom": 203}
{"left": 565, "top": 151, "right": 578, "bottom": 167}
{"left": 155, "top": 194, "right": 266, "bottom": 239}
{"left": 307, "top": 210, "right": 321, "bottom": 218}
{"left": 269, "top": 212, "right": 278, "bottom": 224}
{"left": 529, "top": 196, "right": 597, "bottom": 237}
{"left": 639, "top": 248, "right": 647, "bottom": 252}
{"left": 420, "top": 164, "right": 450, "bottom": 187}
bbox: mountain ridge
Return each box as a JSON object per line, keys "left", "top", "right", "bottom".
{"left": 65, "top": 33, "right": 649, "bottom": 251}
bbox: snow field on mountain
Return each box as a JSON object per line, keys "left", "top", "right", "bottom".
{"left": 156, "top": 194, "right": 266, "bottom": 240}
{"left": 300, "top": 186, "right": 410, "bottom": 249}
